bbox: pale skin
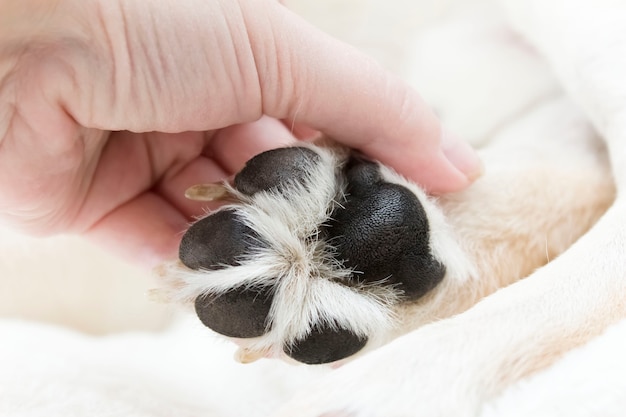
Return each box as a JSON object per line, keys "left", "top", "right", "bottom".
{"left": 0, "top": 0, "right": 481, "bottom": 267}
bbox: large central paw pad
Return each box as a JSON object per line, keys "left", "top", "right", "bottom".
{"left": 323, "top": 158, "right": 445, "bottom": 299}
{"left": 159, "top": 143, "right": 448, "bottom": 365}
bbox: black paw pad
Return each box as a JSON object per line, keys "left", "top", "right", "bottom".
{"left": 179, "top": 209, "right": 261, "bottom": 271}
{"left": 284, "top": 324, "right": 368, "bottom": 365}
{"left": 234, "top": 147, "right": 320, "bottom": 195}
{"left": 195, "top": 286, "right": 274, "bottom": 338}
{"left": 324, "top": 158, "right": 446, "bottom": 299}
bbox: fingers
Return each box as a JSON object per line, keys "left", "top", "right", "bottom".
{"left": 61, "top": 0, "right": 478, "bottom": 195}
{"left": 248, "top": 3, "right": 482, "bottom": 193}
{"left": 85, "top": 0, "right": 480, "bottom": 193}
{"left": 84, "top": 192, "right": 188, "bottom": 268}
{"left": 207, "top": 116, "right": 298, "bottom": 173}
{"left": 156, "top": 117, "right": 297, "bottom": 219}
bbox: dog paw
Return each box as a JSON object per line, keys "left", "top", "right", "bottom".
{"left": 156, "top": 141, "right": 465, "bottom": 365}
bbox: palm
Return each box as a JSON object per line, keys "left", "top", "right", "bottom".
{"left": 85, "top": 122, "right": 296, "bottom": 264}
{"left": 0, "top": 117, "right": 294, "bottom": 265}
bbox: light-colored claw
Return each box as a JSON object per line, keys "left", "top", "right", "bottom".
{"left": 184, "top": 183, "right": 230, "bottom": 201}
{"left": 234, "top": 347, "right": 269, "bottom": 364}
{"left": 149, "top": 261, "right": 190, "bottom": 304}
{"left": 147, "top": 288, "right": 172, "bottom": 303}
{"left": 152, "top": 261, "right": 176, "bottom": 278}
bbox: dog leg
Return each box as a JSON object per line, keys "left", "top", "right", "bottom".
{"left": 272, "top": 3, "right": 626, "bottom": 415}
{"left": 272, "top": 203, "right": 626, "bottom": 417}
{"left": 270, "top": 111, "right": 620, "bottom": 417}
{"left": 156, "top": 99, "right": 613, "bottom": 369}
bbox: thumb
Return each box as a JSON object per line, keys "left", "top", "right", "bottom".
{"left": 249, "top": 2, "right": 482, "bottom": 194}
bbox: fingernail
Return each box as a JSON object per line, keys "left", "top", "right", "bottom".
{"left": 441, "top": 130, "right": 483, "bottom": 182}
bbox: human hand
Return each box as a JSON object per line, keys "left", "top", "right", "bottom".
{"left": 0, "top": 0, "right": 481, "bottom": 266}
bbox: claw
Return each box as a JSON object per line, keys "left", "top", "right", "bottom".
{"left": 146, "top": 288, "right": 172, "bottom": 303}
{"left": 184, "top": 183, "right": 231, "bottom": 201}
{"left": 234, "top": 347, "right": 269, "bottom": 364}
{"left": 149, "top": 260, "right": 189, "bottom": 303}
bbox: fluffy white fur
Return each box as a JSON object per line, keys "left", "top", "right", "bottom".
{"left": 157, "top": 137, "right": 479, "bottom": 360}
{"left": 2, "top": 0, "right": 626, "bottom": 415}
